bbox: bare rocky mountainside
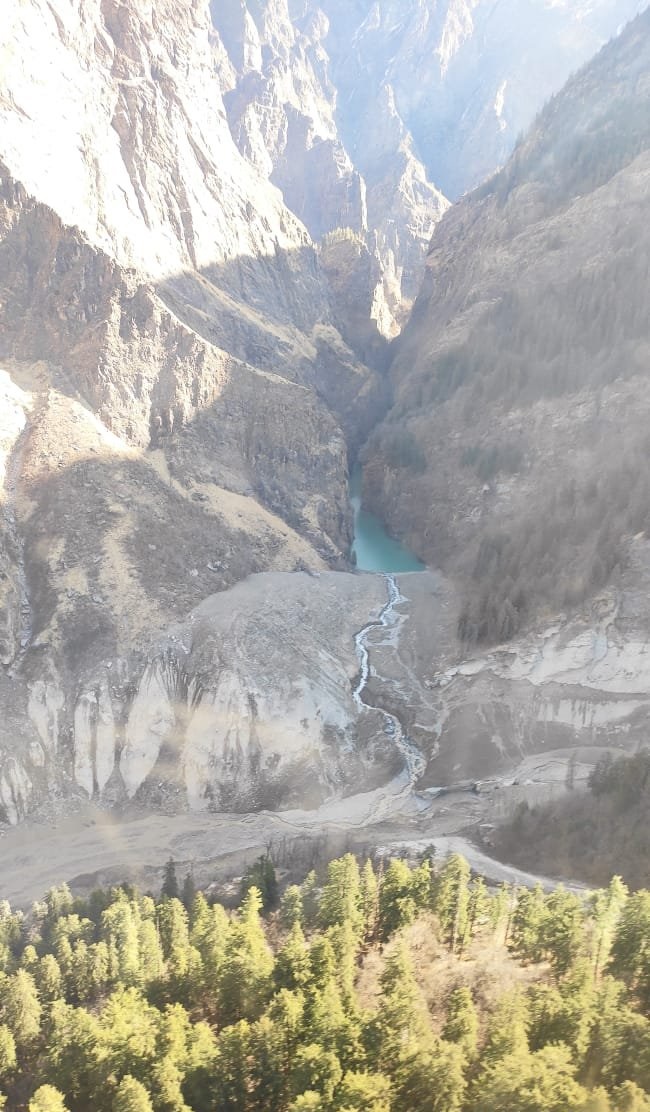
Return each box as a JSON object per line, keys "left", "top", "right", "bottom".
{"left": 1, "top": 0, "right": 650, "bottom": 895}
{"left": 0, "top": 0, "right": 381, "bottom": 824}
{"left": 211, "top": 0, "right": 646, "bottom": 338}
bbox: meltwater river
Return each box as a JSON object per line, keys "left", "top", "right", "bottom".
{"left": 350, "top": 467, "right": 425, "bottom": 573}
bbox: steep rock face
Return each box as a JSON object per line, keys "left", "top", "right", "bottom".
{"left": 0, "top": 572, "right": 397, "bottom": 824}
{"left": 212, "top": 0, "right": 448, "bottom": 341}
{"left": 211, "top": 0, "right": 645, "bottom": 341}
{"left": 365, "top": 10, "right": 650, "bottom": 644}
{"left": 0, "top": 0, "right": 379, "bottom": 824}
{"left": 318, "top": 0, "right": 647, "bottom": 199}
{"left": 0, "top": 0, "right": 379, "bottom": 442}
{"left": 2, "top": 0, "right": 305, "bottom": 277}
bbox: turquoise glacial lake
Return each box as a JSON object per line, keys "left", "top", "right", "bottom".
{"left": 350, "top": 467, "right": 426, "bottom": 573}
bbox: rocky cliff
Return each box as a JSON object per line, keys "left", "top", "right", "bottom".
{"left": 210, "top": 0, "right": 449, "bottom": 342}
{"left": 366, "top": 9, "right": 650, "bottom": 645}
{"left": 317, "top": 0, "right": 647, "bottom": 200}
{"left": 0, "top": 567, "right": 395, "bottom": 826}
{"left": 2, "top": 0, "right": 649, "bottom": 834}
{"left": 210, "top": 1, "right": 644, "bottom": 341}
{"left": 0, "top": 0, "right": 380, "bottom": 821}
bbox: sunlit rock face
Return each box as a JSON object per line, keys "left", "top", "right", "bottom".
{"left": 0, "top": 572, "right": 399, "bottom": 822}
{"left": 211, "top": 0, "right": 645, "bottom": 338}
{"left": 1, "top": 0, "right": 648, "bottom": 828}
{"left": 0, "top": 0, "right": 385, "bottom": 824}
{"left": 1, "top": 0, "right": 306, "bottom": 277}
{"left": 211, "top": 0, "right": 449, "bottom": 340}
{"left": 314, "top": 0, "right": 647, "bottom": 200}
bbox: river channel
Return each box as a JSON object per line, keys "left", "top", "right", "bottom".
{"left": 350, "top": 466, "right": 425, "bottom": 573}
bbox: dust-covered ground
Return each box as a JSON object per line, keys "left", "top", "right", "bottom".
{"left": 0, "top": 751, "right": 591, "bottom": 908}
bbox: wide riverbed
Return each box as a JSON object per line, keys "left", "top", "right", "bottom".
{"left": 350, "top": 467, "right": 425, "bottom": 572}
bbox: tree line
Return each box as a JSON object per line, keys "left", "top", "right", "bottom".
{"left": 0, "top": 849, "right": 649, "bottom": 1110}
{"left": 496, "top": 749, "right": 650, "bottom": 890}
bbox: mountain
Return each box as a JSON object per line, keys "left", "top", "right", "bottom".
{"left": 0, "top": 0, "right": 378, "bottom": 822}
{"left": 317, "top": 0, "right": 647, "bottom": 200}
{"left": 208, "top": 0, "right": 647, "bottom": 341}
{"left": 365, "top": 8, "right": 650, "bottom": 645}
{"left": 1, "top": 0, "right": 649, "bottom": 832}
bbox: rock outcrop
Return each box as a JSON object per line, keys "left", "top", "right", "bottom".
{"left": 317, "top": 0, "right": 647, "bottom": 200}
{"left": 211, "top": 0, "right": 646, "bottom": 339}
{"left": 211, "top": 0, "right": 449, "bottom": 342}
{"left": 0, "top": 571, "right": 397, "bottom": 825}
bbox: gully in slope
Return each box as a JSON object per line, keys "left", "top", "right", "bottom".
{"left": 353, "top": 574, "right": 426, "bottom": 783}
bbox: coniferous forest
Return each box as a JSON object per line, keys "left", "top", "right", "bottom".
{"left": 0, "top": 852, "right": 650, "bottom": 1111}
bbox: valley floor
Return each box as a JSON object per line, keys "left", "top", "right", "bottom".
{"left": 0, "top": 761, "right": 583, "bottom": 908}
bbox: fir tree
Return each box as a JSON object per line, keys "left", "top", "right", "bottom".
{"left": 28, "top": 1086, "right": 70, "bottom": 1112}
{"left": 113, "top": 1075, "right": 155, "bottom": 1112}
{"left": 162, "top": 859, "right": 180, "bottom": 902}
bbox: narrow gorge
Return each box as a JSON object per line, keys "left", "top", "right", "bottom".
{"left": 1, "top": 0, "right": 650, "bottom": 900}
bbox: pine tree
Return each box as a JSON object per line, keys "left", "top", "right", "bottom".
{"left": 46, "top": 1000, "right": 106, "bottom": 1108}
{"left": 393, "top": 1040, "right": 466, "bottom": 1112}
{"left": 309, "top": 937, "right": 337, "bottom": 993}
{"left": 241, "top": 855, "right": 278, "bottom": 912}
{"left": 442, "top": 987, "right": 479, "bottom": 1060}
{"left": 248, "top": 1014, "right": 287, "bottom": 1111}
{"left": 472, "top": 1042, "right": 587, "bottom": 1112}
{"left": 181, "top": 874, "right": 196, "bottom": 914}
{"left": 162, "top": 859, "right": 180, "bottom": 902}
{"left": 509, "top": 884, "right": 547, "bottom": 962}
{"left": 612, "top": 1081, "right": 650, "bottom": 1111}
{"left": 542, "top": 886, "right": 585, "bottom": 976}
{"left": 100, "top": 988, "right": 159, "bottom": 1081}
{"left": 291, "top": 1044, "right": 342, "bottom": 1105}
{"left": 337, "top": 1071, "right": 391, "bottom": 1111}
{"left": 0, "top": 1027, "right": 15, "bottom": 1083}
{"left": 0, "top": 969, "right": 42, "bottom": 1047}
{"left": 360, "top": 860, "right": 379, "bottom": 940}
{"left": 590, "top": 876, "right": 628, "bottom": 981}
{"left": 489, "top": 882, "right": 514, "bottom": 942}
{"left": 378, "top": 859, "right": 416, "bottom": 941}
{"left": 609, "top": 891, "right": 650, "bottom": 1011}
{"left": 300, "top": 872, "right": 320, "bottom": 931}
{"left": 268, "top": 989, "right": 305, "bottom": 1082}
{"left": 217, "top": 888, "right": 273, "bottom": 1021}
{"left": 274, "top": 923, "right": 311, "bottom": 992}
{"left": 319, "top": 855, "right": 363, "bottom": 936}
{"left": 372, "top": 943, "right": 431, "bottom": 1072}
{"left": 467, "top": 877, "right": 489, "bottom": 938}
{"left": 28, "top": 1086, "right": 70, "bottom": 1112}
{"left": 113, "top": 1075, "right": 154, "bottom": 1112}
{"left": 288, "top": 1095, "right": 323, "bottom": 1111}
{"left": 481, "top": 989, "right": 529, "bottom": 1065}
{"left": 152, "top": 1055, "right": 189, "bottom": 1112}
{"left": 35, "top": 953, "right": 63, "bottom": 1003}
{"left": 157, "top": 898, "right": 191, "bottom": 984}
{"left": 212, "top": 1021, "right": 252, "bottom": 1109}
{"left": 101, "top": 899, "right": 142, "bottom": 988}
{"left": 410, "top": 859, "right": 432, "bottom": 915}
{"left": 432, "top": 854, "right": 471, "bottom": 953}
{"left": 280, "top": 886, "right": 305, "bottom": 930}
